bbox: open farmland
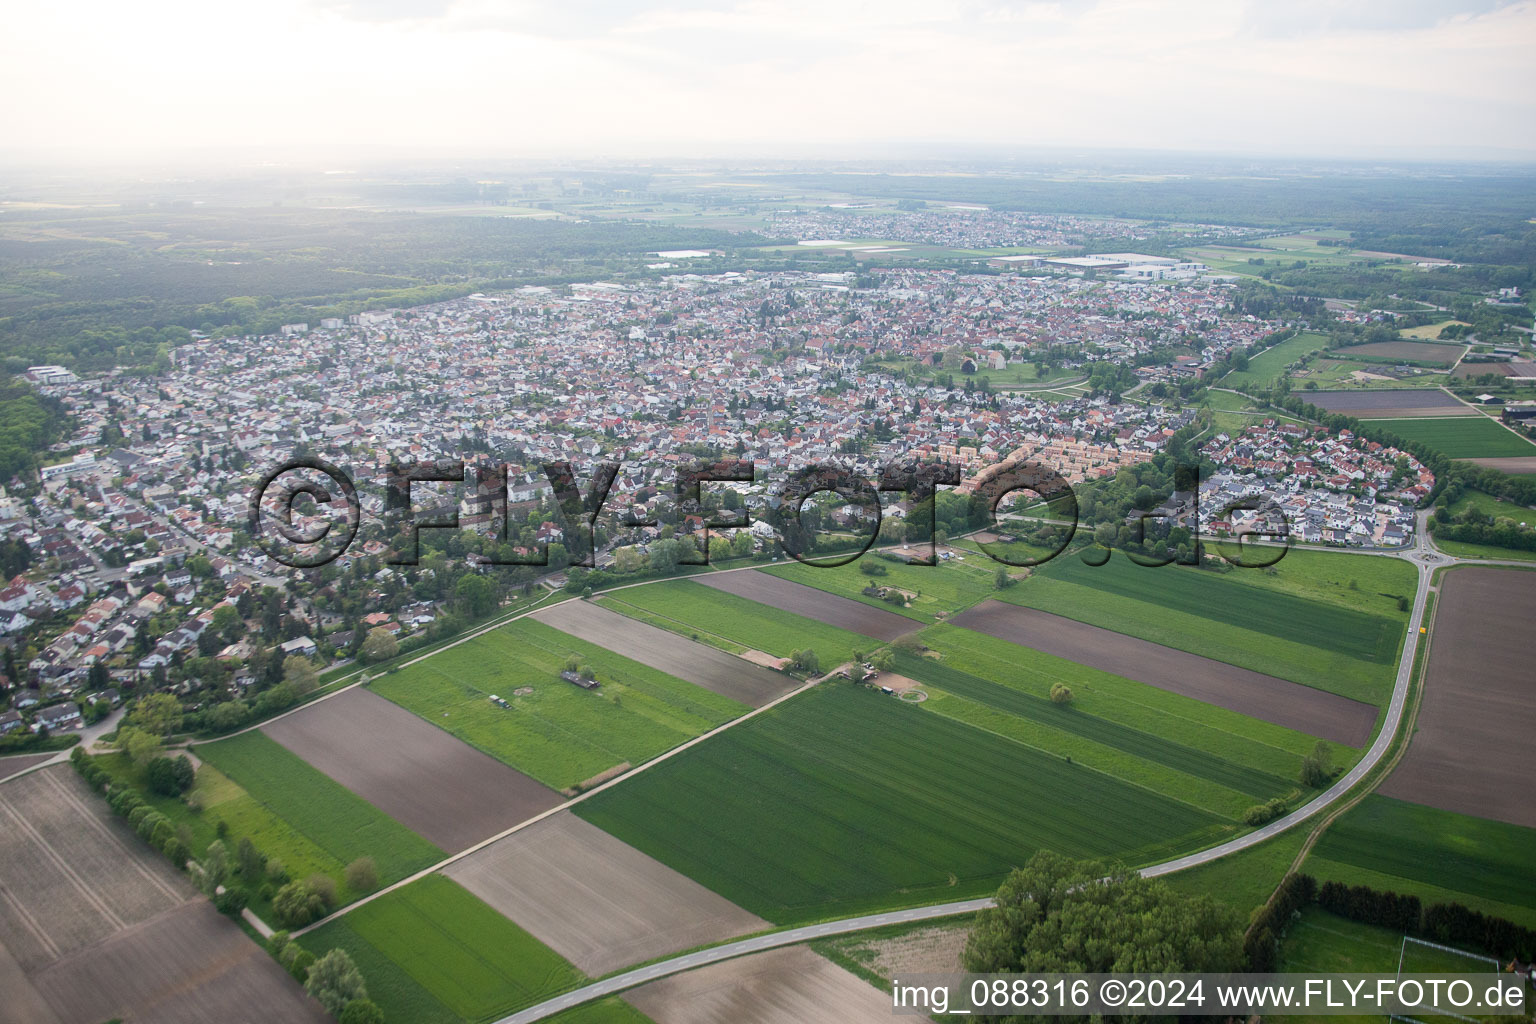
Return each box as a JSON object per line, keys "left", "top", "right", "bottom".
{"left": 993, "top": 548, "right": 1411, "bottom": 704}
{"left": 1305, "top": 388, "right": 1474, "bottom": 418}
{"left": 577, "top": 684, "right": 1223, "bottom": 925}
{"left": 892, "top": 647, "right": 1305, "bottom": 819}
{"left": 1221, "top": 331, "right": 1330, "bottom": 389}
{"left": 1465, "top": 455, "right": 1536, "bottom": 473}
{"left": 1378, "top": 567, "right": 1536, "bottom": 828}
{"left": 445, "top": 810, "right": 766, "bottom": 975}
{"left": 1304, "top": 796, "right": 1536, "bottom": 929}
{"left": 0, "top": 766, "right": 326, "bottom": 1024}
{"left": 1454, "top": 358, "right": 1536, "bottom": 379}
{"left": 1372, "top": 416, "right": 1536, "bottom": 459}
{"left": 951, "top": 601, "right": 1377, "bottom": 746}
{"left": 533, "top": 600, "right": 799, "bottom": 707}
{"left": 263, "top": 687, "right": 562, "bottom": 852}
{"left": 24, "top": 901, "right": 331, "bottom": 1024}
{"left": 372, "top": 617, "right": 748, "bottom": 790}
{"left": 1335, "top": 341, "right": 1464, "bottom": 366}
{"left": 298, "top": 874, "right": 583, "bottom": 1024}
{"left": 694, "top": 570, "right": 920, "bottom": 640}
{"left": 95, "top": 751, "right": 365, "bottom": 923}
{"left": 592, "top": 578, "right": 872, "bottom": 669}
{"left": 763, "top": 551, "right": 997, "bottom": 622}
{"left": 1400, "top": 319, "right": 1470, "bottom": 340}
{"left": 911, "top": 626, "right": 1339, "bottom": 809}
{"left": 0, "top": 752, "right": 54, "bottom": 783}
{"left": 195, "top": 731, "right": 444, "bottom": 885}
{"left": 625, "top": 945, "right": 913, "bottom": 1024}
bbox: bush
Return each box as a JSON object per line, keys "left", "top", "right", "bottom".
{"left": 1049, "top": 683, "right": 1074, "bottom": 705}
{"left": 344, "top": 857, "right": 378, "bottom": 893}
{"left": 339, "top": 999, "right": 385, "bottom": 1024}
{"left": 305, "top": 873, "right": 338, "bottom": 909}
{"left": 1243, "top": 798, "right": 1289, "bottom": 827}
{"left": 214, "top": 887, "right": 248, "bottom": 917}
{"left": 145, "top": 754, "right": 195, "bottom": 796}
{"left": 273, "top": 880, "right": 328, "bottom": 928}
{"left": 266, "top": 858, "right": 289, "bottom": 884}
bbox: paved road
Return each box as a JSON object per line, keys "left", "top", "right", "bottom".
{"left": 498, "top": 522, "right": 1536, "bottom": 1023}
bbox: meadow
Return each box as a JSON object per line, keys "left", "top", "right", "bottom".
{"left": 370, "top": 618, "right": 746, "bottom": 790}
{"left": 576, "top": 684, "right": 1226, "bottom": 925}
{"left": 1221, "top": 331, "right": 1330, "bottom": 389}
{"left": 762, "top": 552, "right": 997, "bottom": 622}
{"left": 299, "top": 875, "right": 584, "bottom": 1023}
{"left": 596, "top": 579, "right": 872, "bottom": 667}
{"left": 994, "top": 548, "right": 1411, "bottom": 703}
{"left": 195, "top": 731, "right": 443, "bottom": 886}
{"left": 1373, "top": 416, "right": 1536, "bottom": 459}
{"left": 94, "top": 752, "right": 357, "bottom": 924}
{"left": 1443, "top": 488, "right": 1536, "bottom": 524}
{"left": 1304, "top": 795, "right": 1536, "bottom": 928}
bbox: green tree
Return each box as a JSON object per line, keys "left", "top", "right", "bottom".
{"left": 344, "top": 856, "right": 378, "bottom": 893}
{"left": 964, "top": 852, "right": 1241, "bottom": 1019}
{"left": 283, "top": 655, "right": 319, "bottom": 694}
{"left": 145, "top": 754, "right": 195, "bottom": 795}
{"left": 1300, "top": 740, "right": 1333, "bottom": 788}
{"left": 358, "top": 627, "right": 398, "bottom": 664}
{"left": 273, "top": 880, "right": 328, "bottom": 927}
{"left": 339, "top": 1000, "right": 386, "bottom": 1024}
{"left": 304, "top": 949, "right": 368, "bottom": 1018}
{"left": 1049, "top": 683, "right": 1074, "bottom": 705}
{"left": 126, "top": 692, "right": 183, "bottom": 736}
{"left": 115, "top": 725, "right": 164, "bottom": 766}
{"left": 454, "top": 573, "right": 496, "bottom": 617}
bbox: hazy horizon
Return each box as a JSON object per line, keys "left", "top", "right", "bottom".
{"left": 4, "top": 0, "right": 1535, "bottom": 165}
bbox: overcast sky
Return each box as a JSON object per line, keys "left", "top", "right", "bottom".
{"left": 4, "top": 0, "right": 1534, "bottom": 162}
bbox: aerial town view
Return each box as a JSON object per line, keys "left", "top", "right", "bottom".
{"left": 1, "top": 2, "right": 1534, "bottom": 1023}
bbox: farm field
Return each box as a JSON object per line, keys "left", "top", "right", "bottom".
{"left": 992, "top": 548, "right": 1412, "bottom": 704}
{"left": 1304, "top": 388, "right": 1473, "bottom": 418}
{"left": 1164, "top": 823, "right": 1312, "bottom": 919}
{"left": 299, "top": 875, "right": 584, "bottom": 1024}
{"left": 195, "top": 731, "right": 444, "bottom": 889}
{"left": 624, "top": 945, "right": 897, "bottom": 1024}
{"left": 533, "top": 600, "right": 798, "bottom": 707}
{"left": 1444, "top": 488, "right": 1536, "bottom": 523}
{"left": 26, "top": 901, "right": 330, "bottom": 1024}
{"left": 693, "top": 570, "right": 920, "bottom": 640}
{"left": 1378, "top": 567, "right": 1536, "bottom": 827}
{"left": 94, "top": 751, "right": 363, "bottom": 923}
{"left": 1432, "top": 537, "right": 1536, "bottom": 562}
{"left": 543, "top": 999, "right": 656, "bottom": 1024}
{"left": 1304, "top": 796, "right": 1536, "bottom": 929}
{"left": 764, "top": 549, "right": 999, "bottom": 622}
{"left": 0, "top": 752, "right": 53, "bottom": 782}
{"left": 1373, "top": 416, "right": 1536, "bottom": 459}
{"left": 912, "top": 626, "right": 1336, "bottom": 790}
{"left": 445, "top": 810, "right": 766, "bottom": 976}
{"left": 1279, "top": 907, "right": 1401, "bottom": 974}
{"left": 890, "top": 647, "right": 1302, "bottom": 820}
{"left": 1400, "top": 319, "right": 1470, "bottom": 340}
{"left": 593, "top": 578, "right": 873, "bottom": 669}
{"left": 1465, "top": 455, "right": 1536, "bottom": 473}
{"left": 1454, "top": 358, "right": 1536, "bottom": 379}
{"left": 264, "top": 687, "right": 562, "bottom": 852}
{"left": 0, "top": 766, "right": 327, "bottom": 1024}
{"left": 370, "top": 616, "right": 746, "bottom": 792}
{"left": 950, "top": 601, "right": 1377, "bottom": 746}
{"left": 1221, "top": 331, "right": 1330, "bottom": 389}
{"left": 1335, "top": 340, "right": 1464, "bottom": 366}
{"left": 577, "top": 684, "right": 1225, "bottom": 925}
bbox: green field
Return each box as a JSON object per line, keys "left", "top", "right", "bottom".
{"left": 369, "top": 618, "right": 745, "bottom": 790}
{"left": 94, "top": 752, "right": 360, "bottom": 924}
{"left": 542, "top": 999, "right": 656, "bottom": 1024}
{"left": 1304, "top": 795, "right": 1536, "bottom": 928}
{"left": 1164, "top": 823, "right": 1312, "bottom": 918}
{"left": 1374, "top": 416, "right": 1536, "bottom": 459}
{"left": 762, "top": 552, "right": 997, "bottom": 622}
{"left": 993, "top": 548, "right": 1412, "bottom": 703}
{"left": 895, "top": 648, "right": 1304, "bottom": 819}
{"left": 577, "top": 684, "right": 1225, "bottom": 925}
{"left": 299, "top": 875, "right": 583, "bottom": 1023}
{"left": 195, "top": 731, "right": 443, "bottom": 887}
{"left": 1222, "top": 332, "right": 1330, "bottom": 389}
{"left": 597, "top": 579, "right": 872, "bottom": 667}
{"left": 1444, "top": 489, "right": 1536, "bottom": 524}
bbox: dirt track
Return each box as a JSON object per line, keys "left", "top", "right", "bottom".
{"left": 950, "top": 601, "right": 1379, "bottom": 747}
{"left": 1379, "top": 568, "right": 1536, "bottom": 827}
{"left": 624, "top": 945, "right": 928, "bottom": 1024}
{"left": 0, "top": 766, "right": 327, "bottom": 1024}
{"left": 695, "top": 571, "right": 920, "bottom": 641}
{"left": 263, "top": 687, "right": 562, "bottom": 853}
{"left": 445, "top": 810, "right": 767, "bottom": 976}
{"left": 534, "top": 600, "right": 800, "bottom": 707}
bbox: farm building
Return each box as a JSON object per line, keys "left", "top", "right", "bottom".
{"left": 560, "top": 669, "right": 599, "bottom": 690}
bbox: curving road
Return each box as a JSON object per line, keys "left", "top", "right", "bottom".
{"left": 499, "top": 518, "right": 1536, "bottom": 1023}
